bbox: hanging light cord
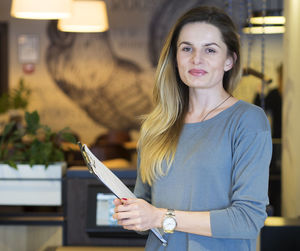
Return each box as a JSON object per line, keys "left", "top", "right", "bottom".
{"left": 226, "top": 0, "right": 233, "bottom": 18}
{"left": 260, "top": 0, "right": 267, "bottom": 110}
{"left": 246, "top": 0, "right": 253, "bottom": 69}
{"left": 239, "top": 0, "right": 244, "bottom": 36}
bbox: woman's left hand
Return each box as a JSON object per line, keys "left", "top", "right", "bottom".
{"left": 113, "top": 198, "right": 165, "bottom": 231}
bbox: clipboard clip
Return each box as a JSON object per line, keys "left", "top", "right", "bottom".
{"left": 78, "top": 141, "right": 94, "bottom": 174}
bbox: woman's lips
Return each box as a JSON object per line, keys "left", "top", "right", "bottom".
{"left": 188, "top": 69, "right": 207, "bottom": 76}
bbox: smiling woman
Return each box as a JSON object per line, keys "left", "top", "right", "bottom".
{"left": 176, "top": 23, "right": 234, "bottom": 90}
{"left": 113, "top": 6, "right": 272, "bottom": 251}
{"left": 176, "top": 22, "right": 234, "bottom": 123}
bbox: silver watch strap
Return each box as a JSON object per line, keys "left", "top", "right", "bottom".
{"left": 167, "top": 209, "right": 175, "bottom": 216}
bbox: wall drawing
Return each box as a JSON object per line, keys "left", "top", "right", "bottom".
{"left": 46, "top": 22, "right": 153, "bottom": 130}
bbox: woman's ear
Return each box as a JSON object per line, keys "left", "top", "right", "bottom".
{"left": 224, "top": 52, "right": 237, "bottom": 72}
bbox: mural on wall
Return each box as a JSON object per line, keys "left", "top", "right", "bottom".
{"left": 45, "top": 0, "right": 247, "bottom": 131}
{"left": 46, "top": 23, "right": 153, "bottom": 130}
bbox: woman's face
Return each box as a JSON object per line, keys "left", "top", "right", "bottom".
{"left": 176, "top": 22, "right": 233, "bottom": 91}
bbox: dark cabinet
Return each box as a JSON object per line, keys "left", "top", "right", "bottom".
{"left": 64, "top": 167, "right": 147, "bottom": 246}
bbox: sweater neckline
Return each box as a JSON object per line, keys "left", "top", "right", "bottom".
{"left": 184, "top": 100, "right": 242, "bottom": 127}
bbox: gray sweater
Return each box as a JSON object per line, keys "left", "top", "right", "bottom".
{"left": 134, "top": 100, "right": 272, "bottom": 251}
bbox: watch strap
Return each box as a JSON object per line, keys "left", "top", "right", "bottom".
{"left": 166, "top": 209, "right": 175, "bottom": 216}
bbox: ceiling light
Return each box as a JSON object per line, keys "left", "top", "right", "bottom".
{"left": 58, "top": 1, "right": 109, "bottom": 33}
{"left": 250, "top": 16, "right": 285, "bottom": 25}
{"left": 11, "top": 0, "right": 72, "bottom": 20}
{"left": 243, "top": 26, "right": 285, "bottom": 34}
{"left": 243, "top": 9, "right": 285, "bottom": 35}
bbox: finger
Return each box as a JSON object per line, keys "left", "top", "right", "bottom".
{"left": 112, "top": 213, "right": 117, "bottom": 219}
{"left": 119, "top": 217, "right": 142, "bottom": 227}
{"left": 120, "top": 198, "right": 128, "bottom": 204}
{"left": 114, "top": 204, "right": 125, "bottom": 213}
{"left": 122, "top": 198, "right": 137, "bottom": 205}
{"left": 116, "top": 203, "right": 135, "bottom": 212}
{"left": 114, "top": 211, "right": 136, "bottom": 220}
{"left": 118, "top": 219, "right": 137, "bottom": 230}
{"left": 113, "top": 198, "right": 122, "bottom": 206}
{"left": 123, "top": 224, "right": 138, "bottom": 231}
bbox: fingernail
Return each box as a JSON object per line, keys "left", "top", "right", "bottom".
{"left": 121, "top": 198, "right": 127, "bottom": 200}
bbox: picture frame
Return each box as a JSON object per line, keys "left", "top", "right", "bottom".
{"left": 18, "top": 34, "right": 39, "bottom": 63}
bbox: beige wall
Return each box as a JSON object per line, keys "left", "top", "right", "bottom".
{"left": 236, "top": 34, "right": 283, "bottom": 103}
{"left": 8, "top": 18, "right": 107, "bottom": 145}
{"left": 282, "top": 0, "right": 300, "bottom": 218}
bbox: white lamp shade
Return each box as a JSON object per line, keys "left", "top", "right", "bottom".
{"left": 11, "top": 0, "right": 72, "bottom": 19}
{"left": 58, "top": 1, "right": 109, "bottom": 33}
{"left": 250, "top": 16, "right": 286, "bottom": 25}
{"left": 243, "top": 26, "right": 285, "bottom": 34}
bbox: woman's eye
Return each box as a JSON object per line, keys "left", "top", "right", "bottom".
{"left": 205, "top": 48, "right": 216, "bottom": 54}
{"left": 182, "top": 47, "right": 192, "bottom": 52}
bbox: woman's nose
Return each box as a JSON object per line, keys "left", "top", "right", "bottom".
{"left": 192, "top": 50, "right": 203, "bottom": 64}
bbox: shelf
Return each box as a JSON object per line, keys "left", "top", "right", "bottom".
{"left": 0, "top": 215, "right": 64, "bottom": 225}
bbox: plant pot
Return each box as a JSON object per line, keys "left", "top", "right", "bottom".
{"left": 0, "top": 162, "right": 66, "bottom": 206}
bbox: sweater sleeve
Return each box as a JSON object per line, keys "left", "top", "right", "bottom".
{"left": 210, "top": 112, "right": 272, "bottom": 239}
{"left": 134, "top": 154, "right": 152, "bottom": 203}
{"left": 133, "top": 154, "right": 151, "bottom": 236}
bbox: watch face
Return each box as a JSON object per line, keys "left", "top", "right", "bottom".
{"left": 163, "top": 217, "right": 176, "bottom": 231}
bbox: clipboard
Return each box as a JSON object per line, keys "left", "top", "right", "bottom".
{"left": 78, "top": 142, "right": 167, "bottom": 246}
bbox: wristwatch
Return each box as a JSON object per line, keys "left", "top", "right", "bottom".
{"left": 162, "top": 209, "right": 177, "bottom": 233}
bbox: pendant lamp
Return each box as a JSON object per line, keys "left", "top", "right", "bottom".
{"left": 250, "top": 16, "right": 285, "bottom": 25}
{"left": 243, "top": 26, "right": 285, "bottom": 34}
{"left": 11, "top": 0, "right": 72, "bottom": 20}
{"left": 58, "top": 1, "right": 109, "bottom": 33}
{"left": 243, "top": 10, "right": 285, "bottom": 34}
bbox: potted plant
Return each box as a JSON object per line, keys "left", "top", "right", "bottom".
{"left": 0, "top": 78, "right": 31, "bottom": 130}
{"left": 0, "top": 110, "right": 76, "bottom": 206}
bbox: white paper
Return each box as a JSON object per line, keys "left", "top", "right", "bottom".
{"left": 82, "top": 144, "right": 167, "bottom": 246}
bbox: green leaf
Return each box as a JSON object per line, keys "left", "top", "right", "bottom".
{"left": 0, "top": 122, "right": 16, "bottom": 153}
{"left": 25, "top": 111, "right": 40, "bottom": 134}
{"left": 6, "top": 160, "right": 17, "bottom": 169}
{"left": 0, "top": 148, "right": 8, "bottom": 160}
{"left": 1, "top": 122, "right": 16, "bottom": 140}
{"left": 0, "top": 93, "right": 10, "bottom": 114}
{"left": 61, "top": 132, "right": 76, "bottom": 143}
{"left": 51, "top": 148, "right": 64, "bottom": 162}
{"left": 10, "top": 78, "right": 31, "bottom": 110}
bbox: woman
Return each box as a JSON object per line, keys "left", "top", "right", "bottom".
{"left": 113, "top": 6, "right": 272, "bottom": 251}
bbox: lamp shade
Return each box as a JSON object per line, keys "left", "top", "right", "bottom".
{"left": 250, "top": 16, "right": 285, "bottom": 25}
{"left": 243, "top": 9, "right": 285, "bottom": 35}
{"left": 58, "top": 1, "right": 109, "bottom": 33}
{"left": 11, "top": 0, "right": 72, "bottom": 19}
{"left": 243, "top": 26, "right": 285, "bottom": 34}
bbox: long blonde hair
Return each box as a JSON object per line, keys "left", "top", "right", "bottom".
{"left": 138, "top": 6, "right": 242, "bottom": 185}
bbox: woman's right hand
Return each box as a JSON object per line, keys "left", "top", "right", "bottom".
{"left": 113, "top": 198, "right": 165, "bottom": 232}
{"left": 113, "top": 198, "right": 122, "bottom": 207}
